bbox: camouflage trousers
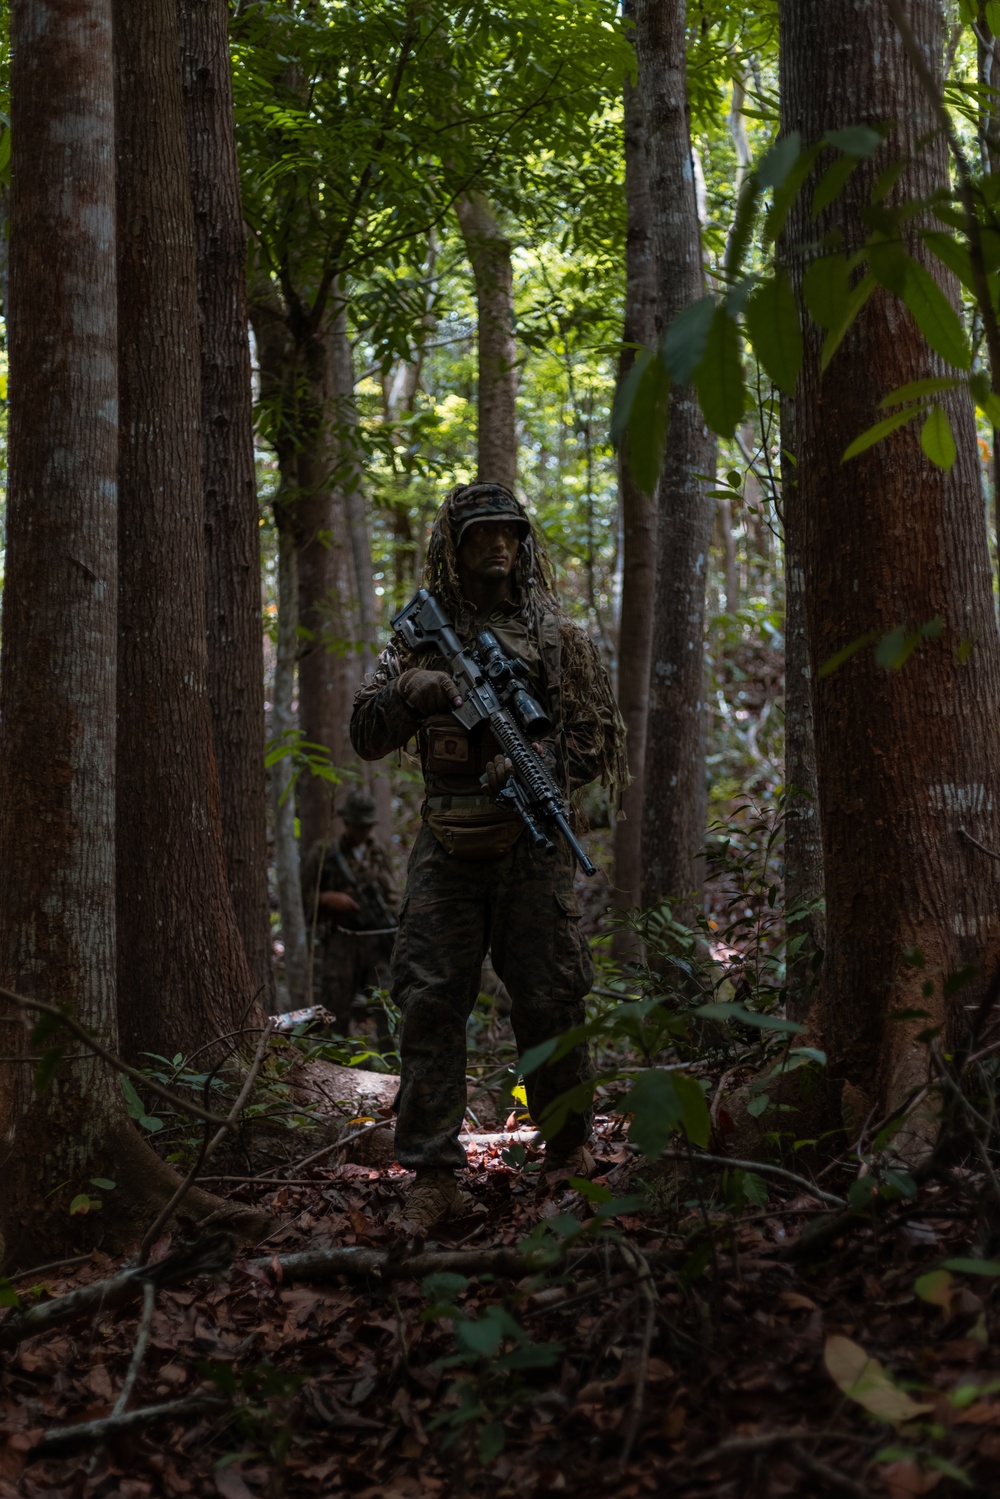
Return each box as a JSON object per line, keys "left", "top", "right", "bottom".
{"left": 391, "top": 823, "right": 594, "bottom": 1169}
{"left": 315, "top": 928, "right": 392, "bottom": 1035}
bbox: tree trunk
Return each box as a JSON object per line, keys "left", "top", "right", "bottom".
{"left": 780, "top": 0, "right": 1000, "bottom": 1125}
{"left": 0, "top": 0, "right": 224, "bottom": 1265}
{"left": 636, "top": 0, "right": 717, "bottom": 925}
{"left": 291, "top": 314, "right": 360, "bottom": 855}
{"left": 272, "top": 507, "right": 310, "bottom": 1010}
{"left": 978, "top": 7, "right": 1000, "bottom": 598}
{"left": 115, "top": 0, "right": 259, "bottom": 1064}
{"left": 329, "top": 297, "right": 393, "bottom": 844}
{"left": 456, "top": 190, "right": 517, "bottom": 489}
{"left": 612, "top": 3, "right": 659, "bottom": 951}
{"left": 780, "top": 425, "right": 825, "bottom": 1019}
{"left": 715, "top": 493, "right": 738, "bottom": 614}
{"left": 179, "top": 0, "right": 272, "bottom": 1009}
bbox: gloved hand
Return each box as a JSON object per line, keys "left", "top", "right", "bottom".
{"left": 319, "top": 890, "right": 360, "bottom": 916}
{"left": 396, "top": 667, "right": 463, "bottom": 717}
{"left": 484, "top": 754, "right": 513, "bottom": 795}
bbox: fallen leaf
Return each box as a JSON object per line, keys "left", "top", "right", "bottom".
{"left": 215, "top": 1469, "right": 254, "bottom": 1499}
{"left": 879, "top": 1459, "right": 942, "bottom": 1497}
{"left": 824, "top": 1334, "right": 932, "bottom": 1422}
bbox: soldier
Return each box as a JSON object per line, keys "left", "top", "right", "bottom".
{"left": 351, "top": 482, "right": 628, "bottom": 1228}
{"left": 300, "top": 788, "right": 399, "bottom": 1039}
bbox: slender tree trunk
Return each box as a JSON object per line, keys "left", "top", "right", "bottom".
{"left": 273, "top": 508, "right": 310, "bottom": 1009}
{"left": 291, "top": 316, "right": 360, "bottom": 855}
{"left": 329, "top": 296, "right": 392, "bottom": 843}
{"left": 0, "top": 0, "right": 220, "bottom": 1264}
{"left": 456, "top": 190, "right": 517, "bottom": 489}
{"left": 978, "top": 7, "right": 1000, "bottom": 597}
{"left": 636, "top": 0, "right": 717, "bottom": 924}
{"left": 780, "top": 0, "right": 1000, "bottom": 1126}
{"left": 114, "top": 0, "right": 259, "bottom": 1064}
{"left": 179, "top": 0, "right": 272, "bottom": 1008}
{"left": 715, "top": 493, "right": 738, "bottom": 614}
{"left": 613, "top": 5, "right": 659, "bottom": 950}
{"left": 781, "top": 427, "right": 825, "bottom": 1018}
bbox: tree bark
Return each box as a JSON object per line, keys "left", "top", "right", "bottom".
{"left": 978, "top": 7, "right": 1000, "bottom": 599}
{"left": 780, "top": 0, "right": 1000, "bottom": 1122}
{"left": 613, "top": 4, "right": 659, "bottom": 949}
{"left": 179, "top": 0, "right": 272, "bottom": 1008}
{"left": 114, "top": 0, "right": 259, "bottom": 1063}
{"left": 636, "top": 0, "right": 717, "bottom": 924}
{"left": 0, "top": 0, "right": 229, "bottom": 1265}
{"left": 780, "top": 426, "right": 825, "bottom": 1018}
{"left": 456, "top": 190, "right": 517, "bottom": 489}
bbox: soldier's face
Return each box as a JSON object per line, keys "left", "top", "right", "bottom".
{"left": 343, "top": 822, "right": 369, "bottom": 848}
{"left": 457, "top": 520, "right": 521, "bottom": 583}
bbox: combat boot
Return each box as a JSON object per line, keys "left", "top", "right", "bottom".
{"left": 403, "top": 1167, "right": 466, "bottom": 1230}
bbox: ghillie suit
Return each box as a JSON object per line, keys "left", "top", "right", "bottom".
{"left": 351, "top": 483, "right": 628, "bottom": 1176}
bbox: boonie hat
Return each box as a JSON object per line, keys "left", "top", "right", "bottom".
{"left": 448, "top": 483, "right": 531, "bottom": 546}
{"left": 340, "top": 789, "right": 378, "bottom": 826}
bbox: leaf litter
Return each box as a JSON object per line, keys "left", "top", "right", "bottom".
{"left": 2, "top": 1118, "right": 1000, "bottom": 1497}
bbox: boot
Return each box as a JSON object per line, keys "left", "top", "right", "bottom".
{"left": 403, "top": 1167, "right": 466, "bottom": 1230}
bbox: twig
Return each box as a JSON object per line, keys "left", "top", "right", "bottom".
{"left": 138, "top": 1020, "right": 276, "bottom": 1263}
{"left": 696, "top": 1427, "right": 821, "bottom": 1463}
{"left": 30, "top": 1392, "right": 229, "bottom": 1459}
{"left": 618, "top": 1241, "right": 658, "bottom": 1472}
{"left": 211, "top": 1115, "right": 394, "bottom": 1184}
{"left": 655, "top": 1147, "right": 846, "bottom": 1208}
{"left": 10, "top": 1253, "right": 93, "bottom": 1282}
{"left": 0, "top": 986, "right": 230, "bottom": 1128}
{"left": 958, "top": 825, "right": 1000, "bottom": 863}
{"left": 787, "top": 1441, "right": 872, "bottom": 1498}
{"left": 112, "top": 1281, "right": 155, "bottom": 1417}
{"left": 0, "top": 1233, "right": 234, "bottom": 1350}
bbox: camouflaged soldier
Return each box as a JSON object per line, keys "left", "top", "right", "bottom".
{"left": 350, "top": 483, "right": 628, "bottom": 1229}
{"left": 300, "top": 789, "right": 399, "bottom": 1037}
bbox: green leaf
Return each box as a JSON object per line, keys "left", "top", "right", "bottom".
{"left": 755, "top": 131, "right": 801, "bottom": 190}
{"left": 89, "top": 1178, "right": 116, "bottom": 1191}
{"left": 625, "top": 1068, "right": 708, "bottom": 1156}
{"left": 745, "top": 271, "right": 803, "bottom": 394}
{"left": 879, "top": 377, "right": 959, "bottom": 408}
{"left": 695, "top": 1000, "right": 806, "bottom": 1034}
{"left": 34, "top": 1046, "right": 66, "bottom": 1096}
{"left": 741, "top": 1171, "right": 769, "bottom": 1207}
{"left": 942, "top": 1257, "right": 1000, "bottom": 1276}
{"left": 812, "top": 154, "right": 861, "bottom": 219}
{"left": 747, "top": 1093, "right": 769, "bottom": 1119}
{"left": 867, "top": 238, "right": 910, "bottom": 296}
{"left": 517, "top": 1038, "right": 558, "bottom": 1078}
{"left": 919, "top": 404, "right": 956, "bottom": 470}
{"left": 672, "top": 1070, "right": 711, "bottom": 1148}
{"left": 900, "top": 260, "right": 970, "bottom": 368}
{"left": 824, "top": 1335, "right": 933, "bottom": 1422}
{"left": 825, "top": 125, "right": 884, "bottom": 157}
{"left": 693, "top": 305, "right": 745, "bottom": 436}
{"left": 477, "top": 1421, "right": 506, "bottom": 1463}
{"left": 662, "top": 295, "right": 715, "bottom": 383}
{"left": 818, "top": 631, "right": 878, "bottom": 678}
{"left": 456, "top": 1316, "right": 504, "bottom": 1357}
{"left": 821, "top": 273, "right": 876, "bottom": 369}
{"left": 802, "top": 253, "right": 850, "bottom": 329}
{"left": 0, "top": 1278, "right": 19, "bottom": 1310}
{"left": 987, "top": 0, "right": 1000, "bottom": 33}
{"left": 620, "top": 349, "right": 670, "bottom": 494}
{"left": 921, "top": 229, "right": 975, "bottom": 293}
{"left": 914, "top": 1269, "right": 954, "bottom": 1307}
{"left": 69, "top": 1193, "right": 93, "bottom": 1216}
{"left": 841, "top": 407, "right": 920, "bottom": 462}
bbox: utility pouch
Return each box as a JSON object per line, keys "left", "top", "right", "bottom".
{"left": 425, "top": 805, "right": 524, "bottom": 861}
{"left": 423, "top": 716, "right": 473, "bottom": 777}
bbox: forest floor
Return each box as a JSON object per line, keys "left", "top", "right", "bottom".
{"left": 1, "top": 1099, "right": 999, "bottom": 1499}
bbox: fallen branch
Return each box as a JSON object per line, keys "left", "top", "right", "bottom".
{"left": 29, "top": 1391, "right": 229, "bottom": 1459}
{"left": 0, "top": 986, "right": 230, "bottom": 1128}
{"left": 251, "top": 1242, "right": 595, "bottom": 1284}
{"left": 111, "top": 1280, "right": 155, "bottom": 1417}
{"left": 653, "top": 1147, "right": 846, "bottom": 1208}
{"left": 138, "top": 1020, "right": 276, "bottom": 1262}
{"left": 618, "top": 1241, "right": 658, "bottom": 1472}
{"left": 0, "top": 1233, "right": 234, "bottom": 1350}
{"left": 787, "top": 1441, "right": 873, "bottom": 1498}
{"left": 698, "top": 1429, "right": 871, "bottom": 1497}
{"left": 199, "top": 1115, "right": 395, "bottom": 1186}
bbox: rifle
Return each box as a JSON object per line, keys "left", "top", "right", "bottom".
{"left": 391, "top": 588, "right": 597, "bottom": 877}
{"left": 326, "top": 845, "right": 398, "bottom": 933}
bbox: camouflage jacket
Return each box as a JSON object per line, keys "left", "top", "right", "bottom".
{"left": 349, "top": 596, "right": 620, "bottom": 800}
{"left": 300, "top": 834, "right": 399, "bottom": 931}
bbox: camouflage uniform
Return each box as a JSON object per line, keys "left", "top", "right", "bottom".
{"left": 350, "top": 484, "right": 627, "bottom": 1169}
{"left": 300, "top": 827, "right": 399, "bottom": 1034}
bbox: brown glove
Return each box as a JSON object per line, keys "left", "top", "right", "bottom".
{"left": 396, "top": 667, "right": 463, "bottom": 717}
{"left": 484, "top": 753, "right": 513, "bottom": 795}
{"left": 319, "top": 890, "right": 360, "bottom": 916}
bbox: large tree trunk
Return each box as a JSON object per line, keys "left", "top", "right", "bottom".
{"left": 636, "top": 0, "right": 717, "bottom": 924}
{"left": 780, "top": 0, "right": 1000, "bottom": 1126}
{"left": 179, "top": 0, "right": 273, "bottom": 1008}
{"left": 0, "top": 0, "right": 217, "bottom": 1266}
{"left": 456, "top": 190, "right": 517, "bottom": 489}
{"left": 613, "top": 4, "right": 659, "bottom": 951}
{"left": 115, "top": 0, "right": 260, "bottom": 1064}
